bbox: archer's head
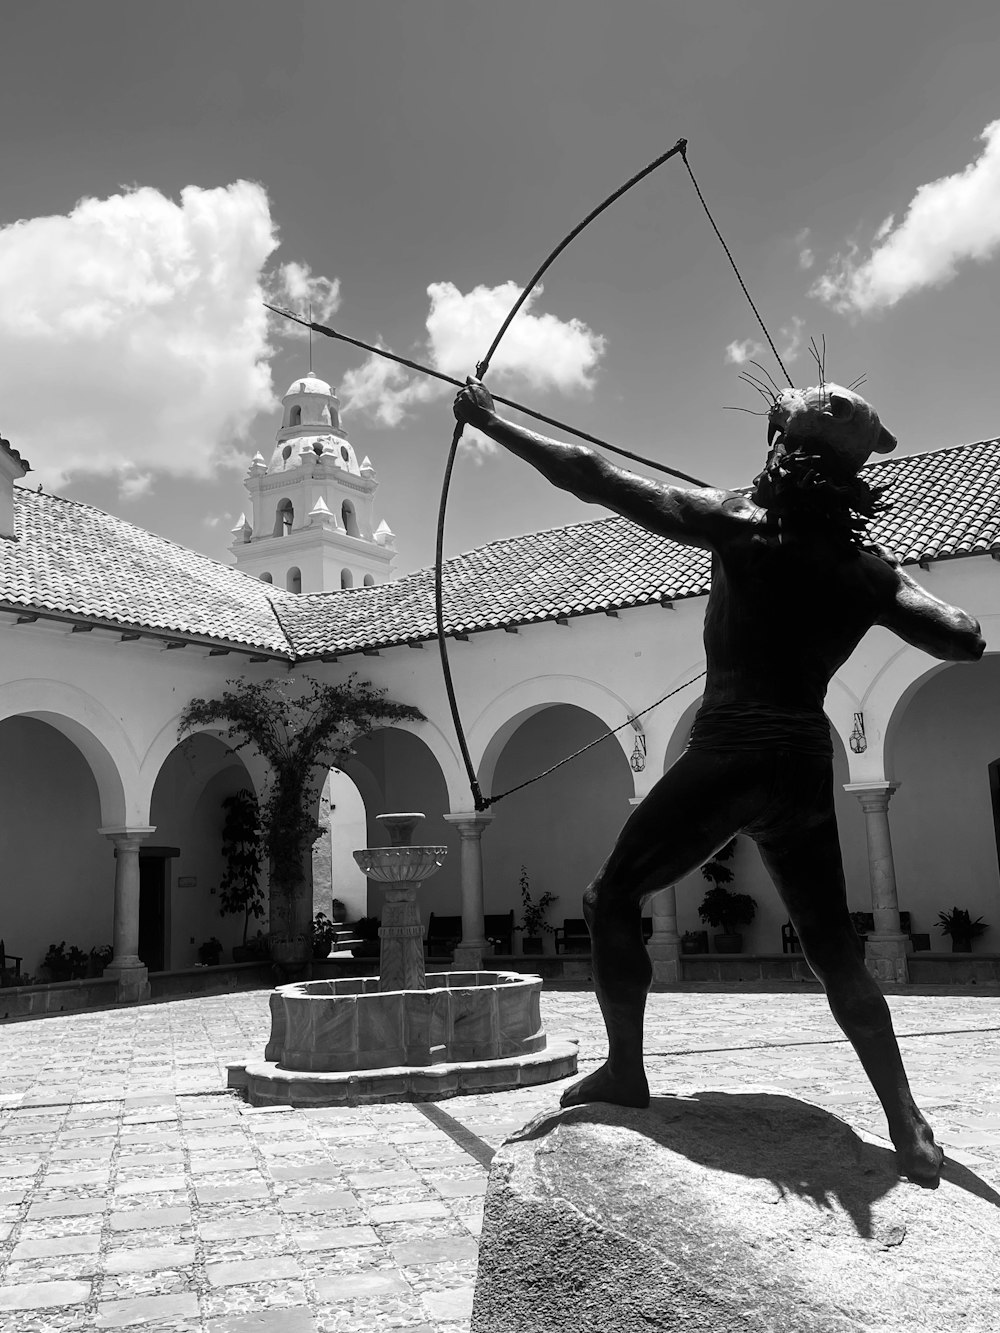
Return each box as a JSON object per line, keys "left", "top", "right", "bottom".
{"left": 749, "top": 384, "right": 894, "bottom": 541}
{"left": 762, "top": 384, "right": 897, "bottom": 480}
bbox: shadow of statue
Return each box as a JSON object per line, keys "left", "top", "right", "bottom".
{"left": 508, "top": 1090, "right": 1000, "bottom": 1240}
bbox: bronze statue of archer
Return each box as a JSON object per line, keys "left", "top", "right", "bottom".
{"left": 454, "top": 376, "right": 984, "bottom": 1183}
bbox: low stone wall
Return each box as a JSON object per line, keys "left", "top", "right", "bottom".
{"left": 1, "top": 960, "right": 275, "bottom": 1021}
{"left": 148, "top": 961, "right": 274, "bottom": 1000}
{"left": 907, "top": 952, "right": 1000, "bottom": 985}
{"left": 0, "top": 975, "right": 118, "bottom": 1020}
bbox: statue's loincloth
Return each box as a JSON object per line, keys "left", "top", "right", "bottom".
{"left": 686, "top": 702, "right": 833, "bottom": 758}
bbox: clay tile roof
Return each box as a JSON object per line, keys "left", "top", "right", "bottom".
{"left": 4, "top": 437, "right": 1000, "bottom": 659}
{"left": 1, "top": 489, "right": 294, "bottom": 654}
{"left": 278, "top": 437, "right": 1000, "bottom": 658}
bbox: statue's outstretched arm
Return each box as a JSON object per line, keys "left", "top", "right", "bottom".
{"left": 878, "top": 568, "right": 985, "bottom": 662}
{"left": 454, "top": 381, "right": 727, "bottom": 548}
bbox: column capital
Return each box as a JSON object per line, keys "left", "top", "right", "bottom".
{"left": 443, "top": 811, "right": 494, "bottom": 838}
{"left": 99, "top": 825, "right": 156, "bottom": 843}
{"left": 843, "top": 782, "right": 898, "bottom": 812}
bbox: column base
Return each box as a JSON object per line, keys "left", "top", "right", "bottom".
{"left": 453, "top": 942, "right": 485, "bottom": 970}
{"left": 865, "top": 935, "right": 909, "bottom": 985}
{"left": 105, "top": 963, "right": 150, "bottom": 1004}
{"left": 648, "top": 938, "right": 683, "bottom": 986}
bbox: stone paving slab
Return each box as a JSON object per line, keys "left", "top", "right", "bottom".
{"left": 1, "top": 986, "right": 999, "bottom": 1330}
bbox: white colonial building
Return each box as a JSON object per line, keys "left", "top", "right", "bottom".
{"left": 2, "top": 372, "right": 1000, "bottom": 1006}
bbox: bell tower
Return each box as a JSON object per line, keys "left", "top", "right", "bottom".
{"left": 231, "top": 370, "right": 396, "bottom": 593}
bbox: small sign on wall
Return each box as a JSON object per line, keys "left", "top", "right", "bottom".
{"left": 177, "top": 876, "right": 197, "bottom": 887}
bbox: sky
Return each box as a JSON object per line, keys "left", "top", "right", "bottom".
{"left": 2, "top": 0, "right": 1000, "bottom": 577}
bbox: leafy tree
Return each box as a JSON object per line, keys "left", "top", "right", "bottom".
{"left": 218, "top": 788, "right": 265, "bottom": 945}
{"left": 180, "top": 675, "right": 423, "bottom": 963}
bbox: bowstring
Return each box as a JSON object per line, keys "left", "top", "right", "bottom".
{"left": 434, "top": 138, "right": 786, "bottom": 811}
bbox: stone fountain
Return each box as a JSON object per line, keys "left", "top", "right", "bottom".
{"left": 231, "top": 813, "right": 577, "bottom": 1106}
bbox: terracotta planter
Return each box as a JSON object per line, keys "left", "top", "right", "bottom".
{"left": 713, "top": 933, "right": 743, "bottom": 954}
{"left": 522, "top": 936, "right": 544, "bottom": 956}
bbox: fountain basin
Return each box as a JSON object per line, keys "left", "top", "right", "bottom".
{"left": 264, "top": 970, "right": 545, "bottom": 1072}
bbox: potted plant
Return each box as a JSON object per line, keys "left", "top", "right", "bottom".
{"left": 218, "top": 789, "right": 265, "bottom": 962}
{"left": 197, "top": 936, "right": 223, "bottom": 966}
{"left": 516, "top": 866, "right": 558, "bottom": 955}
{"left": 698, "top": 840, "right": 756, "bottom": 953}
{"left": 311, "top": 911, "right": 338, "bottom": 960}
{"left": 849, "top": 911, "right": 871, "bottom": 941}
{"left": 681, "top": 929, "right": 708, "bottom": 955}
{"left": 88, "top": 944, "right": 113, "bottom": 977}
{"left": 350, "top": 917, "right": 381, "bottom": 958}
{"left": 936, "top": 907, "right": 988, "bottom": 953}
{"left": 43, "top": 942, "right": 90, "bottom": 982}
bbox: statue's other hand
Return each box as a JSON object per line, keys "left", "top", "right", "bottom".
{"left": 453, "top": 377, "right": 496, "bottom": 429}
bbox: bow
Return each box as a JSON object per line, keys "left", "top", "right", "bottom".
{"left": 439, "top": 138, "right": 696, "bottom": 811}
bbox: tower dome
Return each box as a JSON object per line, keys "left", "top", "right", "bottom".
{"left": 233, "top": 362, "right": 396, "bottom": 594}
{"left": 270, "top": 369, "right": 355, "bottom": 472}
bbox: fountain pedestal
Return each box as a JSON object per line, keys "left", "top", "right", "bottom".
{"left": 231, "top": 811, "right": 578, "bottom": 1106}
{"left": 352, "top": 813, "right": 447, "bottom": 992}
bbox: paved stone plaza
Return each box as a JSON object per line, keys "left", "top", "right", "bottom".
{"left": 2, "top": 984, "right": 999, "bottom": 1332}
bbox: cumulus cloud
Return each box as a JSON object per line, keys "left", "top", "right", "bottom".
{"left": 812, "top": 119, "right": 1000, "bottom": 314}
{"left": 339, "top": 346, "right": 442, "bottom": 428}
{"left": 264, "top": 260, "right": 341, "bottom": 332}
{"left": 794, "top": 228, "right": 814, "bottom": 270}
{"left": 341, "top": 281, "right": 606, "bottom": 428}
{"left": 724, "top": 338, "right": 764, "bottom": 366}
{"left": 779, "top": 315, "right": 805, "bottom": 362}
{"left": 0, "top": 181, "right": 280, "bottom": 493}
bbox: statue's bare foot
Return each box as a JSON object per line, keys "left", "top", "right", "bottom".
{"left": 560, "top": 1061, "right": 649, "bottom": 1109}
{"left": 891, "top": 1115, "right": 944, "bottom": 1184}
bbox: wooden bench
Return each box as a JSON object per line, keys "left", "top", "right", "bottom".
{"left": 785, "top": 911, "right": 928, "bottom": 953}
{"left": 554, "top": 918, "right": 589, "bottom": 954}
{"left": 424, "top": 913, "right": 462, "bottom": 960}
{"left": 484, "top": 911, "right": 514, "bottom": 955}
{"left": 554, "top": 917, "right": 654, "bottom": 954}
{"left": 1, "top": 938, "right": 23, "bottom": 983}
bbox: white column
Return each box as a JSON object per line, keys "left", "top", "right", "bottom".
{"left": 844, "top": 782, "right": 908, "bottom": 984}
{"left": 647, "top": 884, "right": 682, "bottom": 985}
{"left": 625, "top": 796, "right": 683, "bottom": 985}
{"left": 100, "top": 825, "right": 155, "bottom": 1003}
{"left": 444, "top": 811, "right": 494, "bottom": 970}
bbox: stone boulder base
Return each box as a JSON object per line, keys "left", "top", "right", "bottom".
{"left": 471, "top": 1090, "right": 1000, "bottom": 1332}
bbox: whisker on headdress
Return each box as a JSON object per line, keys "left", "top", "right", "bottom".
{"left": 748, "top": 360, "right": 782, "bottom": 396}
{"left": 808, "top": 335, "right": 827, "bottom": 389}
{"left": 724, "top": 405, "right": 771, "bottom": 417}
{"left": 846, "top": 373, "right": 868, "bottom": 393}
{"left": 738, "top": 371, "right": 778, "bottom": 407}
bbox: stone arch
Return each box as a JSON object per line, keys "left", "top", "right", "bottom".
{"left": 480, "top": 698, "right": 637, "bottom": 923}
{"left": 139, "top": 714, "right": 270, "bottom": 822}
{"left": 661, "top": 689, "right": 705, "bottom": 773}
{"left": 877, "top": 653, "right": 1000, "bottom": 933}
{"left": 343, "top": 723, "right": 460, "bottom": 917}
{"left": 286, "top": 567, "right": 302, "bottom": 594}
{"left": 866, "top": 647, "right": 954, "bottom": 783}
{"left": 0, "top": 677, "right": 135, "bottom": 825}
{"left": 472, "top": 675, "right": 640, "bottom": 800}
{"left": 274, "top": 498, "right": 294, "bottom": 537}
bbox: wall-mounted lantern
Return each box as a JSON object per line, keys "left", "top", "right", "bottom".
{"left": 849, "top": 712, "right": 867, "bottom": 755}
